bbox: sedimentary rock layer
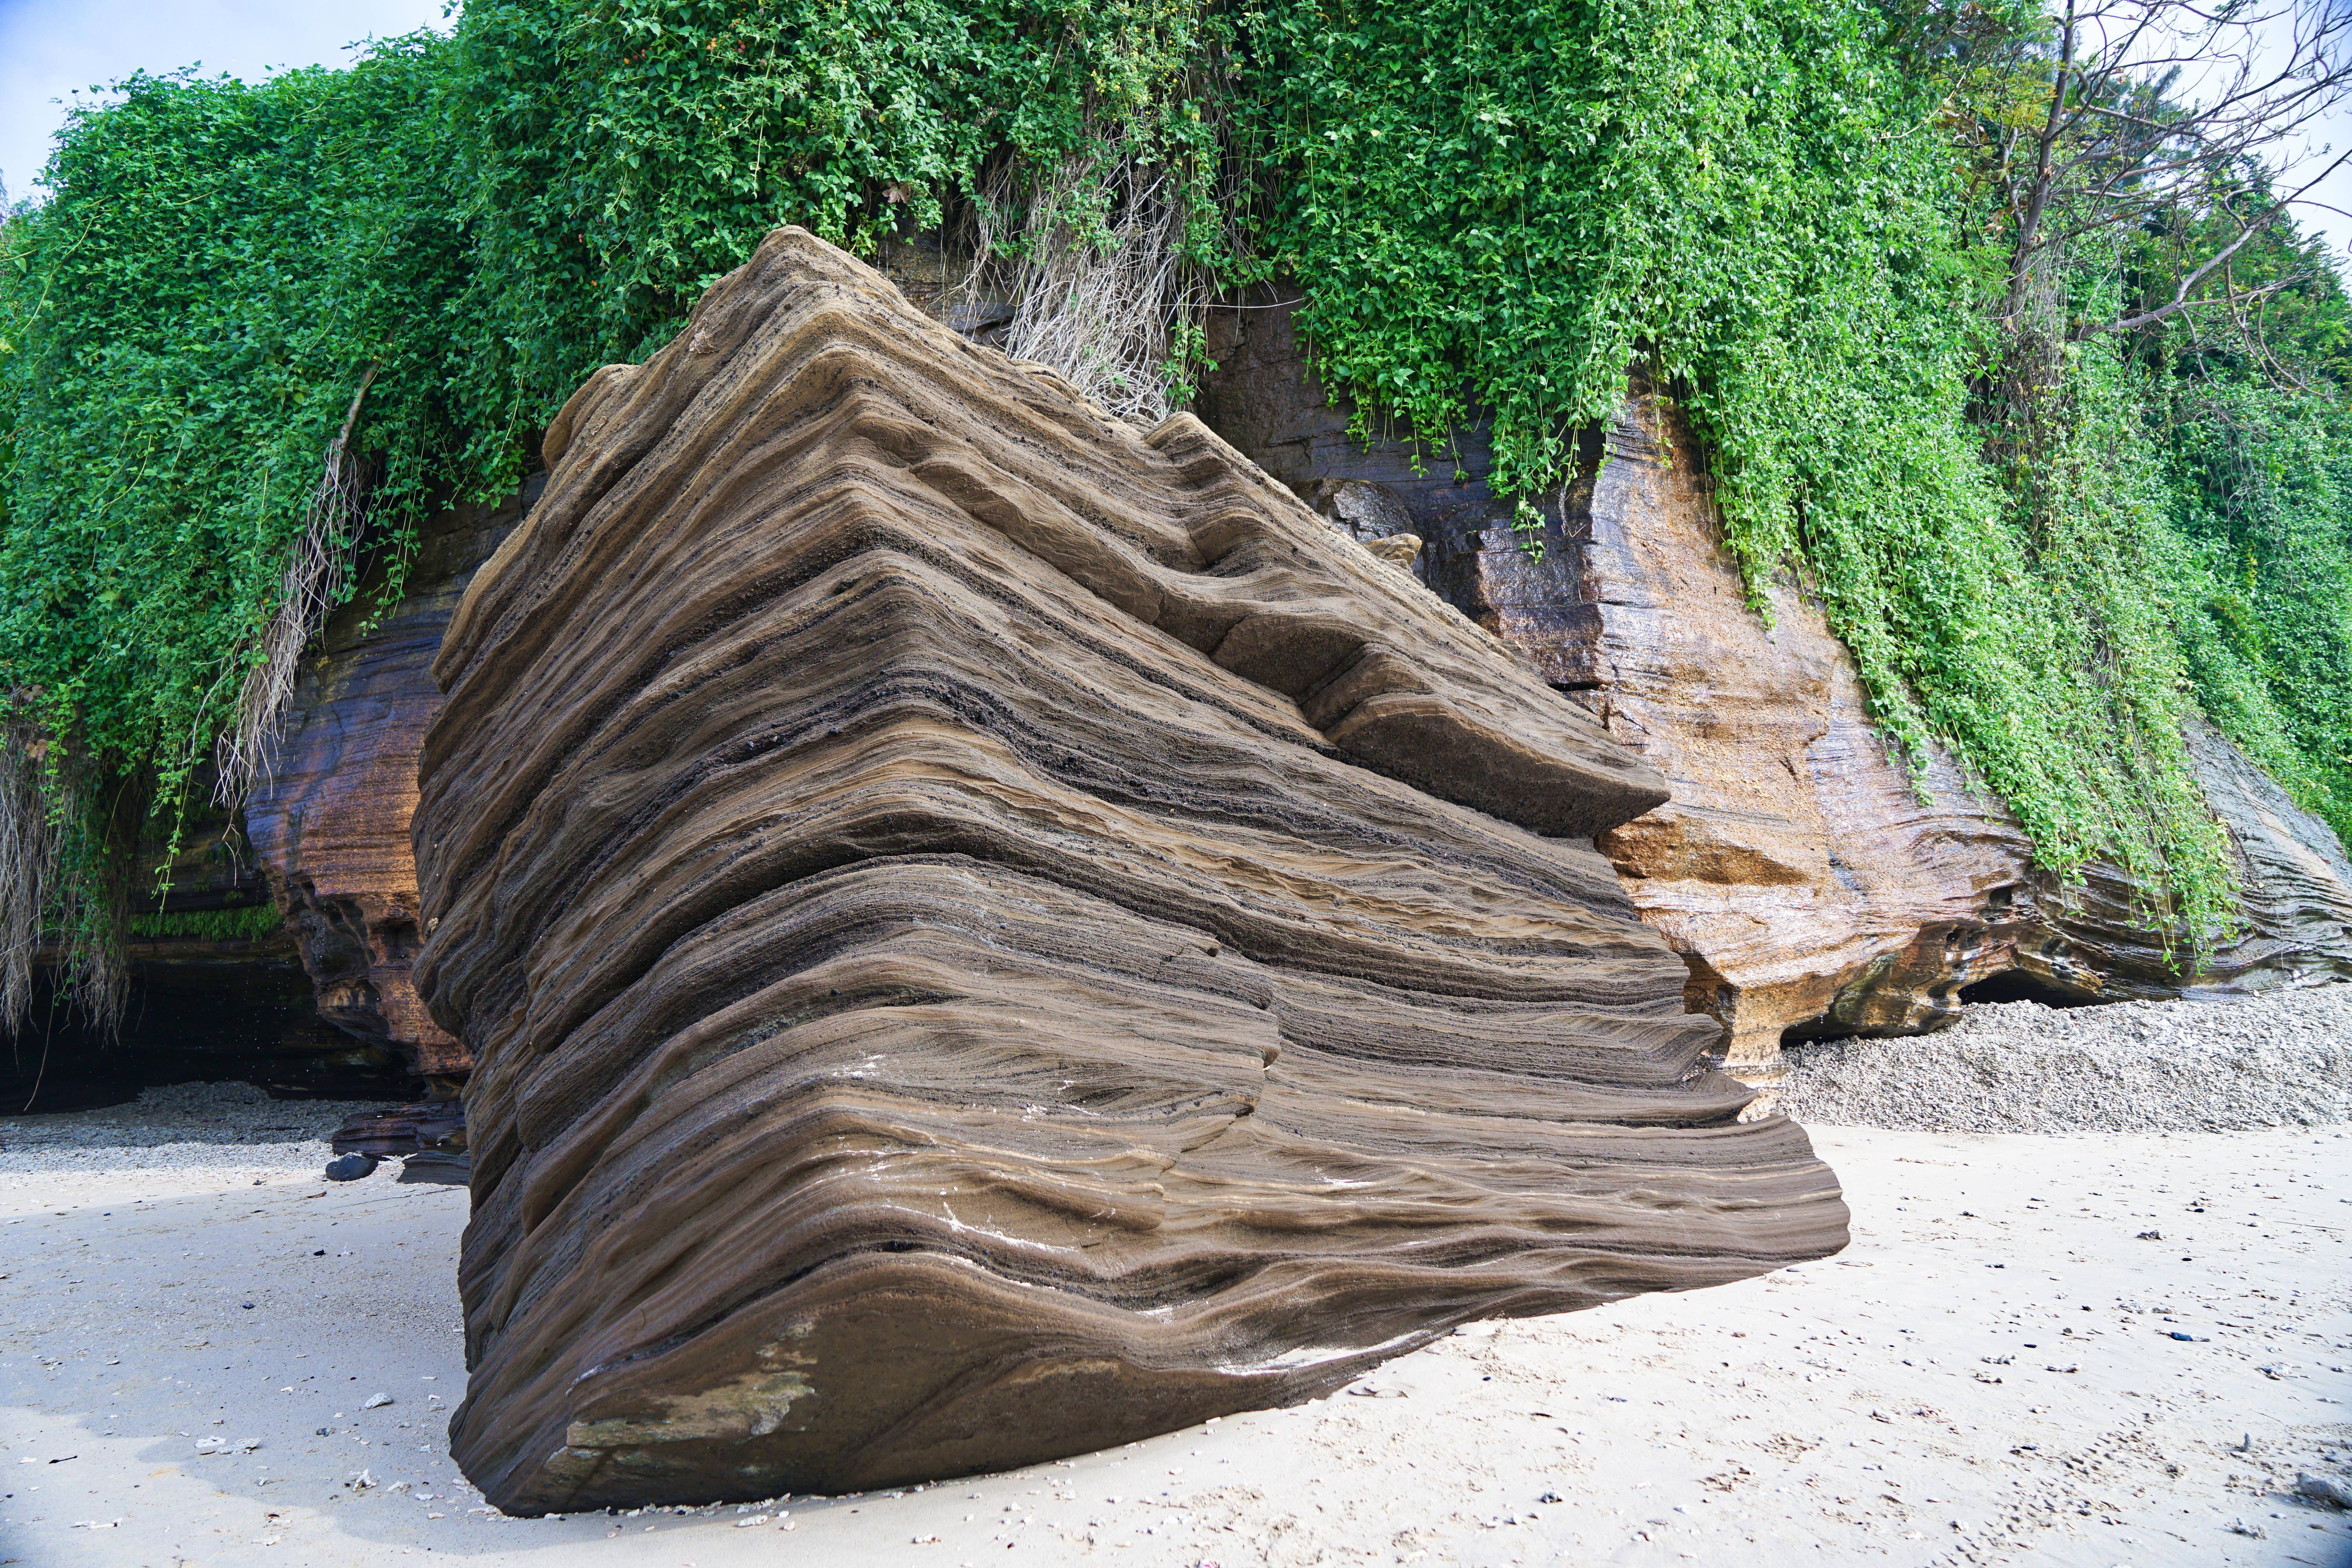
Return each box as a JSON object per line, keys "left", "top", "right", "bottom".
{"left": 412, "top": 228, "right": 1847, "bottom": 1513}
{"left": 247, "top": 488, "right": 534, "bottom": 1082}
{"left": 1197, "top": 298, "right": 2352, "bottom": 1080}
{"left": 1548, "top": 392, "right": 2352, "bottom": 1071}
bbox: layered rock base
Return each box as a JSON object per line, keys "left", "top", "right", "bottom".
{"left": 412, "top": 230, "right": 1847, "bottom": 1512}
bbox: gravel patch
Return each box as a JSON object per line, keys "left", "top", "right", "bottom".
{"left": 1780, "top": 981, "right": 2352, "bottom": 1134}
{"left": 0, "top": 1080, "right": 384, "bottom": 1176}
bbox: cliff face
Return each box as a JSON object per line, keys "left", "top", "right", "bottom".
{"left": 2, "top": 794, "right": 403, "bottom": 1112}
{"left": 1197, "top": 297, "right": 2352, "bottom": 1084}
{"left": 412, "top": 229, "right": 1846, "bottom": 1512}
{"left": 9, "top": 487, "right": 532, "bottom": 1110}
{"left": 244, "top": 485, "right": 536, "bottom": 1087}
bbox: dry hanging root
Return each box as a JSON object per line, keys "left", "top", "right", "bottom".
{"left": 970, "top": 153, "right": 1202, "bottom": 426}
{"left": 0, "top": 725, "right": 129, "bottom": 1040}
{"left": 213, "top": 363, "right": 381, "bottom": 809}
{"left": 0, "top": 363, "right": 381, "bottom": 1043}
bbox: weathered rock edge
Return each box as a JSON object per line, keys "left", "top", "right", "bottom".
{"left": 413, "top": 228, "right": 1848, "bottom": 1513}
{"left": 1194, "top": 299, "right": 2352, "bottom": 1081}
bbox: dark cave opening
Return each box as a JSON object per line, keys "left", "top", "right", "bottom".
{"left": 1956, "top": 969, "right": 2104, "bottom": 1009}
{"left": 0, "top": 962, "right": 410, "bottom": 1115}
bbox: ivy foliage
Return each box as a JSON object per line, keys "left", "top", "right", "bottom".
{"left": 1230, "top": 0, "right": 2352, "bottom": 941}
{"left": 445, "top": 0, "right": 1214, "bottom": 467}
{"left": 0, "top": 0, "right": 1215, "bottom": 777}
{"left": 1236, "top": 0, "right": 1979, "bottom": 539}
{"left": 2153, "top": 296, "right": 2352, "bottom": 847}
{"left": 127, "top": 904, "right": 285, "bottom": 943}
{"left": 0, "top": 40, "right": 486, "bottom": 1026}
{"left": 0, "top": 40, "right": 474, "bottom": 798}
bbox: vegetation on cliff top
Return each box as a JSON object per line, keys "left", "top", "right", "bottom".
{"left": 1, "top": 0, "right": 2348, "bottom": 1024}
{"left": 1239, "top": 0, "right": 2352, "bottom": 937}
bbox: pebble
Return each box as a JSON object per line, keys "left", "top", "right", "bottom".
{"left": 2296, "top": 1473, "right": 2352, "bottom": 1509}
{"left": 325, "top": 1153, "right": 379, "bottom": 1181}
{"left": 1780, "top": 985, "right": 2352, "bottom": 1133}
{"left": 364, "top": 1392, "right": 395, "bottom": 1410}
{"left": 0, "top": 1081, "right": 379, "bottom": 1178}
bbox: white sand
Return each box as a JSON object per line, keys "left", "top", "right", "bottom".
{"left": 1, "top": 1101, "right": 2348, "bottom": 1567}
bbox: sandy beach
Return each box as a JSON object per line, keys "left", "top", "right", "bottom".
{"left": 0, "top": 1082, "right": 2345, "bottom": 1568}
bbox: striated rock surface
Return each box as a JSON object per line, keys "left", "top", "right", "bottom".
{"left": 331, "top": 1100, "right": 466, "bottom": 1158}
{"left": 1527, "top": 391, "right": 2352, "bottom": 1075}
{"left": 1196, "top": 298, "right": 2352, "bottom": 1083}
{"left": 246, "top": 487, "right": 536, "bottom": 1085}
{"left": 1510, "top": 391, "right": 2052, "bottom": 1074}
{"left": 412, "top": 229, "right": 1847, "bottom": 1512}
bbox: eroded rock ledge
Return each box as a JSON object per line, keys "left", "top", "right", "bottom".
{"left": 1197, "top": 295, "right": 2352, "bottom": 1085}
{"left": 412, "top": 229, "right": 1847, "bottom": 1513}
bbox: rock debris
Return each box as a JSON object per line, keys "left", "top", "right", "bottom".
{"left": 1780, "top": 984, "right": 2352, "bottom": 1133}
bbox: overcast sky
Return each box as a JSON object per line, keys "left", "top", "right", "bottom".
{"left": 2, "top": 0, "right": 2348, "bottom": 267}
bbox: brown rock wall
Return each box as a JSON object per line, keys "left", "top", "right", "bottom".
{"left": 1195, "top": 294, "right": 2352, "bottom": 1085}
{"left": 1552, "top": 395, "right": 2039, "bottom": 1074}
{"left": 245, "top": 485, "right": 535, "bottom": 1084}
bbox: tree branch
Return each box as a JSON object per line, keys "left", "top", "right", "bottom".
{"left": 2076, "top": 150, "right": 2349, "bottom": 337}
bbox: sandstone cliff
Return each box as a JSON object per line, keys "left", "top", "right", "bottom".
{"left": 412, "top": 229, "right": 1847, "bottom": 1512}
{"left": 7, "top": 491, "right": 528, "bottom": 1109}
{"left": 244, "top": 485, "right": 536, "bottom": 1087}
{"left": 2, "top": 793, "right": 404, "bottom": 1111}
{"left": 1197, "top": 295, "right": 2352, "bottom": 1085}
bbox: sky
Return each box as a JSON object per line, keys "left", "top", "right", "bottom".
{"left": 0, "top": 0, "right": 452, "bottom": 204}
{"left": 1, "top": 0, "right": 2349, "bottom": 266}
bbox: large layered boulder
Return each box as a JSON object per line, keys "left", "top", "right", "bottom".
{"left": 412, "top": 229, "right": 1847, "bottom": 1513}
{"left": 1198, "top": 296, "right": 2352, "bottom": 1085}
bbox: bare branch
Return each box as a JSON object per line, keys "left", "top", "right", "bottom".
{"left": 2077, "top": 148, "right": 2352, "bottom": 337}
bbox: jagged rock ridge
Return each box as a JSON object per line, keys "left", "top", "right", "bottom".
{"left": 412, "top": 228, "right": 1847, "bottom": 1513}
